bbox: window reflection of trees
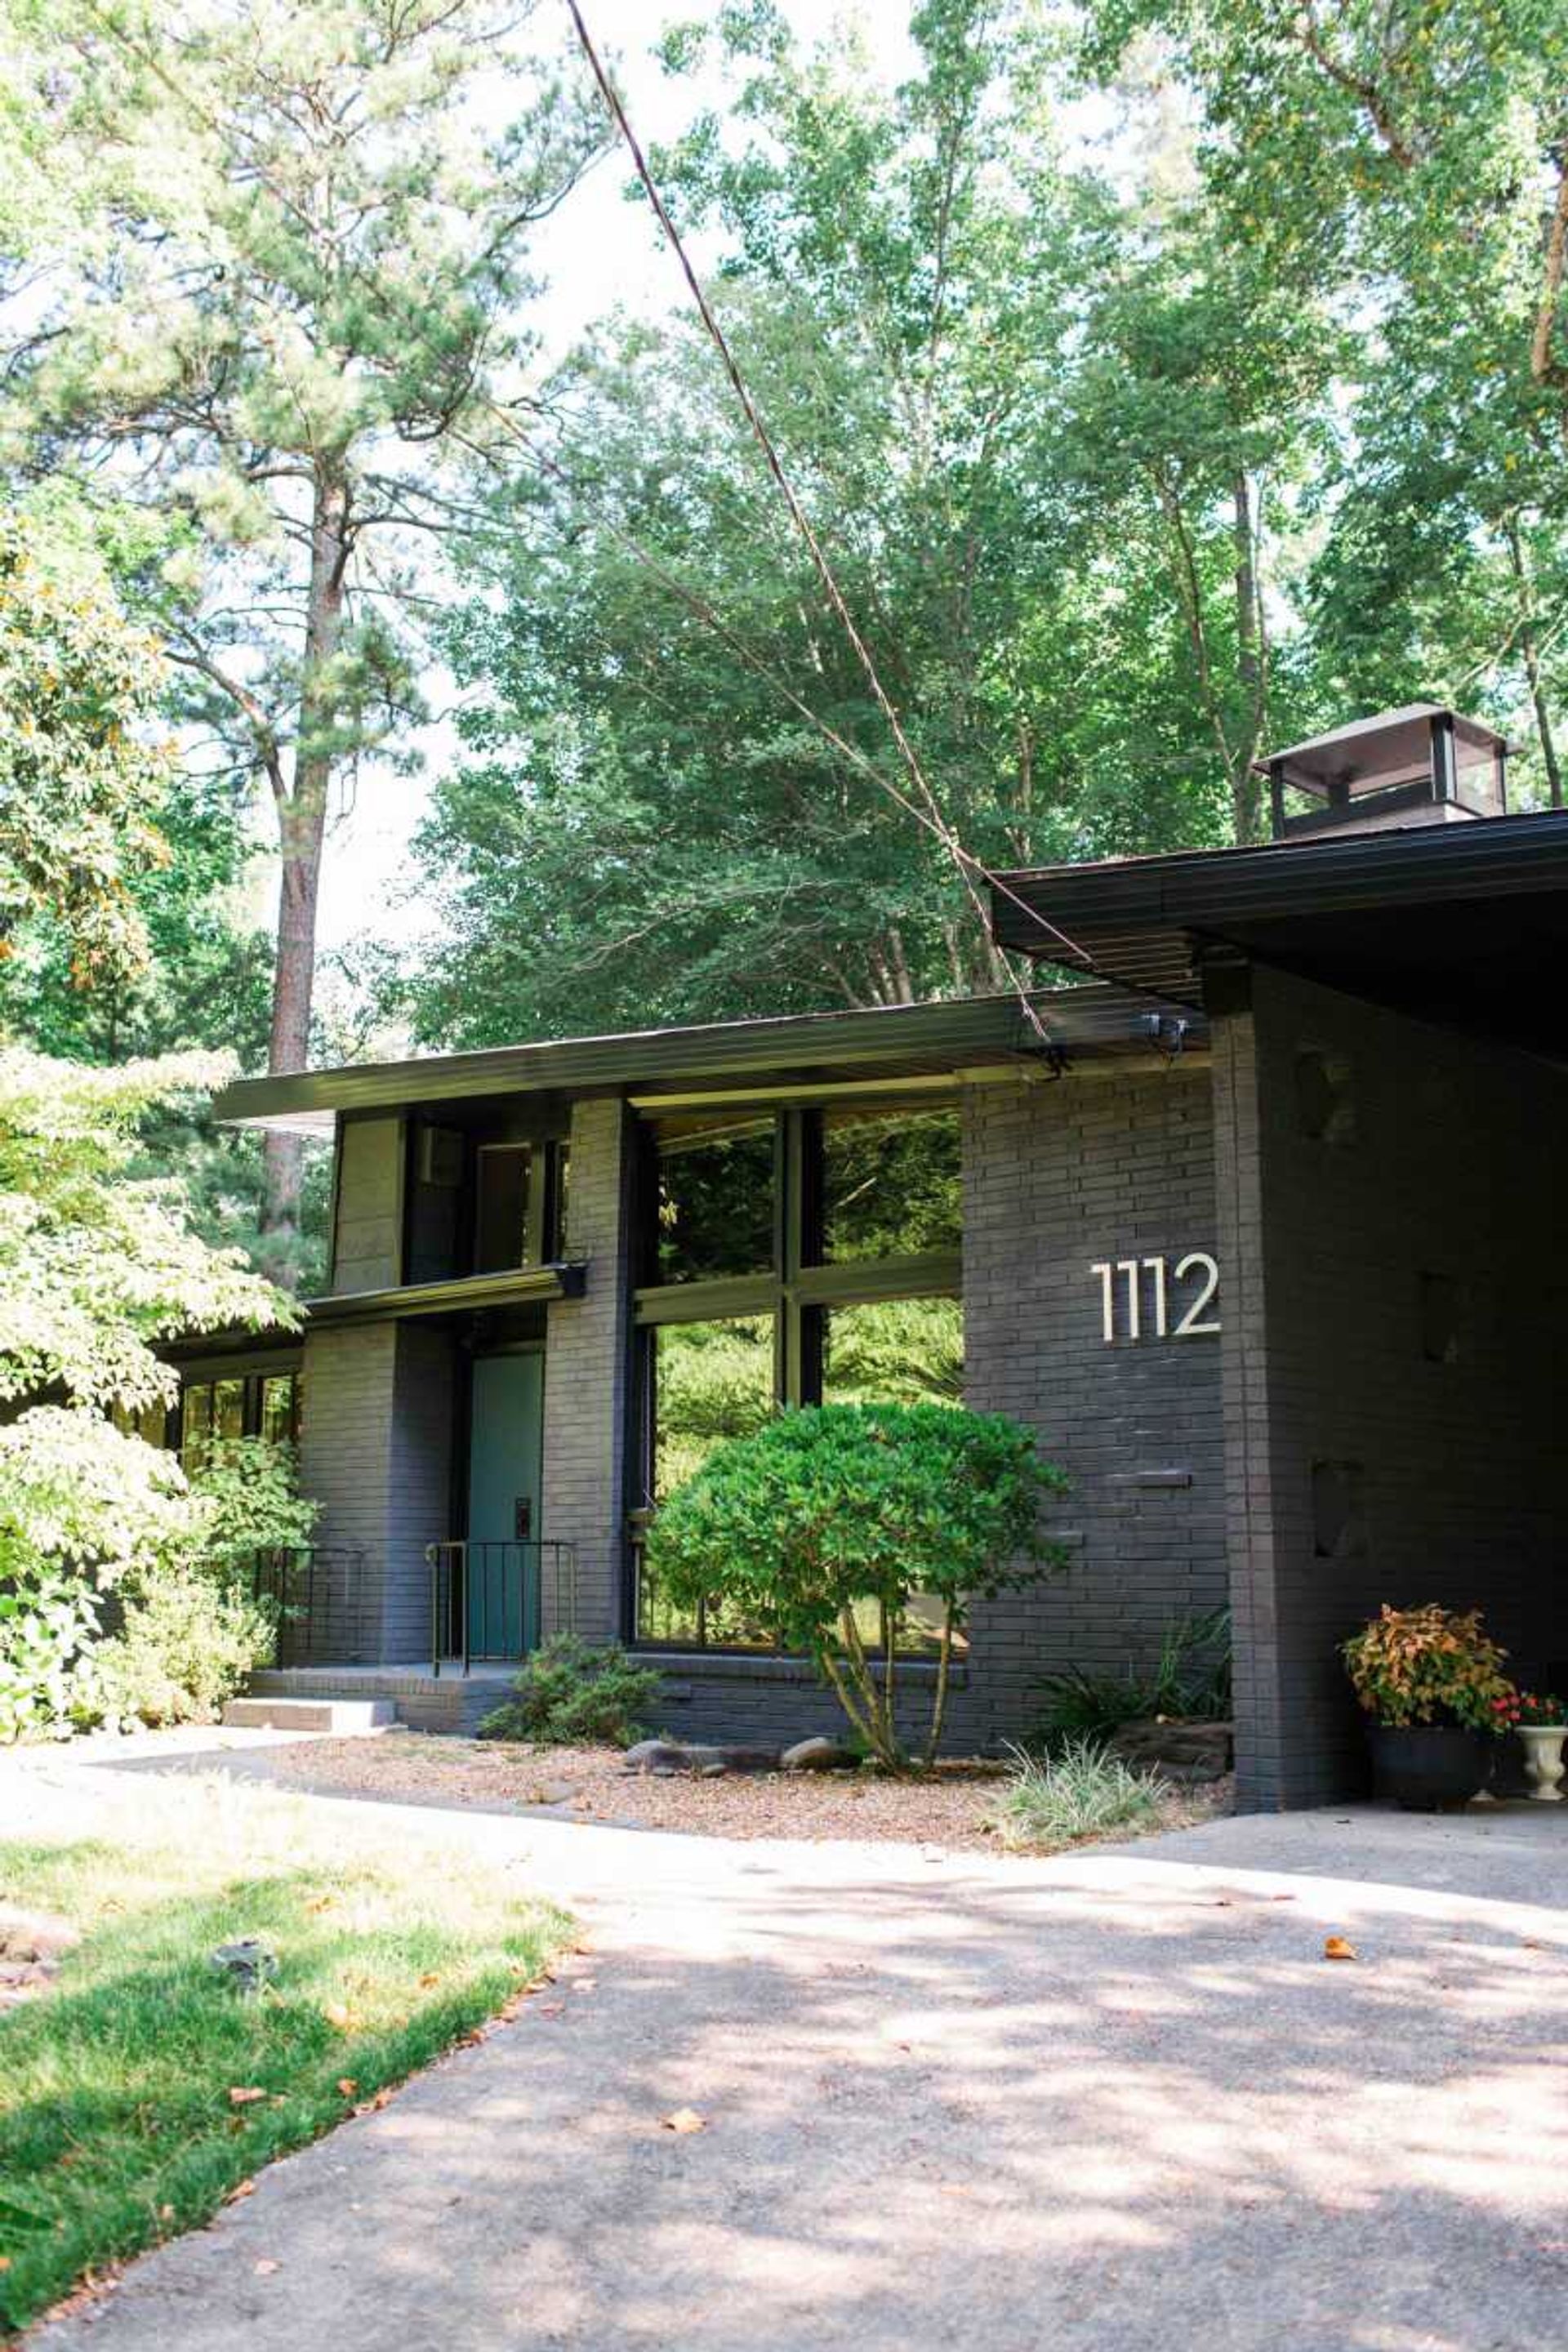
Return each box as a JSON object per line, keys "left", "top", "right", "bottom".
{"left": 634, "top": 1099, "right": 964, "bottom": 1651}
{"left": 820, "top": 1107, "right": 960, "bottom": 1263}
{"left": 821, "top": 1297, "right": 963, "bottom": 1406}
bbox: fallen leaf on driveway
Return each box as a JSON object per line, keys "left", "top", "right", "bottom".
{"left": 660, "top": 2108, "right": 706, "bottom": 2135}
{"left": 336, "top": 2078, "right": 358, "bottom": 2097}
{"left": 228, "top": 2087, "right": 266, "bottom": 2105}
{"left": 253, "top": 2258, "right": 281, "bottom": 2277}
{"left": 1323, "top": 1936, "right": 1358, "bottom": 1962}
{"left": 225, "top": 2180, "right": 256, "bottom": 2204}
{"left": 572, "top": 1976, "right": 598, "bottom": 1993}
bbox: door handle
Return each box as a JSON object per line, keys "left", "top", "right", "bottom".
{"left": 514, "top": 1496, "right": 532, "bottom": 1541}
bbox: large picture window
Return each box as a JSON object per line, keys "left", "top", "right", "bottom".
{"left": 648, "top": 1112, "right": 775, "bottom": 1285}
{"left": 819, "top": 1106, "right": 960, "bottom": 1262}
{"left": 630, "top": 1100, "right": 963, "bottom": 1650}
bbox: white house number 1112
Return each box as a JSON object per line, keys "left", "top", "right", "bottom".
{"left": 1091, "top": 1254, "right": 1220, "bottom": 1343}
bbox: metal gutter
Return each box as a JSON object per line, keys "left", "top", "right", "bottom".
{"left": 993, "top": 810, "right": 1568, "bottom": 957}
{"left": 303, "top": 1261, "right": 588, "bottom": 1326}
{"left": 212, "top": 986, "right": 1208, "bottom": 1131}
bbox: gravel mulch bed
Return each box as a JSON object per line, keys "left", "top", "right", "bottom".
{"left": 249, "top": 1731, "right": 1230, "bottom": 1853}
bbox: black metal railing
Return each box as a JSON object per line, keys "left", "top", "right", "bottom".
{"left": 245, "top": 1546, "right": 368, "bottom": 1666}
{"left": 423, "top": 1533, "right": 576, "bottom": 1684}
{"left": 425, "top": 1540, "right": 578, "bottom": 1677}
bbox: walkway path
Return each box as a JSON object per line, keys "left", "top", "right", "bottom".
{"left": 12, "top": 1743, "right": 1568, "bottom": 2352}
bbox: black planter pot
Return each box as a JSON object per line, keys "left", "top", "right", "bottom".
{"left": 1369, "top": 1724, "right": 1489, "bottom": 1811}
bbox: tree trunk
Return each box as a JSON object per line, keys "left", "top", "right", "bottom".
{"left": 1231, "top": 471, "right": 1267, "bottom": 844}
{"left": 1505, "top": 516, "right": 1563, "bottom": 808}
{"left": 260, "top": 469, "right": 351, "bottom": 1280}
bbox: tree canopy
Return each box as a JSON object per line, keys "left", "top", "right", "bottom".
{"left": 1, "top": 0, "right": 1561, "bottom": 1139}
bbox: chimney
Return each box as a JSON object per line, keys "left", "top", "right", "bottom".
{"left": 1258, "top": 704, "right": 1510, "bottom": 843}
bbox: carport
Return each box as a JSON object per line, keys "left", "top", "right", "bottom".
{"left": 994, "top": 793, "right": 1568, "bottom": 1807}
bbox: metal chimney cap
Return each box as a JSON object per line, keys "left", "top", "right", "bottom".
{"left": 1253, "top": 703, "right": 1512, "bottom": 783}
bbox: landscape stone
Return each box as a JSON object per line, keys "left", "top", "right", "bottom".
{"left": 780, "top": 1736, "right": 857, "bottom": 1773}
{"left": 621, "top": 1738, "right": 782, "bottom": 1777}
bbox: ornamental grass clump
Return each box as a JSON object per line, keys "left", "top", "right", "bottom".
{"left": 991, "top": 1739, "right": 1165, "bottom": 1851}
{"left": 644, "top": 1401, "right": 1067, "bottom": 1771}
{"left": 1341, "top": 1603, "right": 1512, "bottom": 1731}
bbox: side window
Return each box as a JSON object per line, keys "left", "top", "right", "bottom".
{"left": 179, "top": 1371, "right": 300, "bottom": 1466}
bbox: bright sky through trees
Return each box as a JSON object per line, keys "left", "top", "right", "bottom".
{"left": 314, "top": 0, "right": 920, "bottom": 969}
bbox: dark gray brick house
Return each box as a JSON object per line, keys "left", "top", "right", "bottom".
{"left": 188, "top": 706, "right": 1568, "bottom": 1805}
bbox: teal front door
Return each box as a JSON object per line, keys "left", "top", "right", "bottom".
{"left": 466, "top": 1351, "right": 544, "bottom": 1657}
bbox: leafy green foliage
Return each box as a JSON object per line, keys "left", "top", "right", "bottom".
{"left": 1342, "top": 1603, "right": 1514, "bottom": 1734}
{"left": 0, "top": 1573, "right": 101, "bottom": 1744}
{"left": 1083, "top": 0, "right": 1568, "bottom": 804}
{"left": 6, "top": 0, "right": 607, "bottom": 1249}
{"left": 645, "top": 1401, "right": 1067, "bottom": 1767}
{"left": 0, "top": 1774, "right": 570, "bottom": 2332}
{"left": 86, "top": 1442, "right": 317, "bottom": 1731}
{"left": 189, "top": 1438, "right": 317, "bottom": 1566}
{"left": 91, "top": 1567, "right": 274, "bottom": 1731}
{"left": 402, "top": 2, "right": 1269, "bottom": 1045}
{"left": 991, "top": 1737, "right": 1165, "bottom": 1851}
{"left": 477, "top": 1634, "right": 662, "bottom": 1749}
{"left": 1031, "top": 1607, "right": 1232, "bottom": 1748}
{"left": 0, "top": 506, "right": 173, "bottom": 985}
{"left": 0, "top": 1049, "right": 297, "bottom": 1737}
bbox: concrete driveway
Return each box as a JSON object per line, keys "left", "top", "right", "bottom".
{"left": 12, "top": 1747, "right": 1568, "bottom": 2352}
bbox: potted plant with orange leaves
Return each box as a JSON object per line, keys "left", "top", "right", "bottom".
{"left": 1341, "top": 1604, "right": 1513, "bottom": 1810}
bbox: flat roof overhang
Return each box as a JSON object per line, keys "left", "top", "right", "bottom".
{"left": 214, "top": 986, "right": 1209, "bottom": 1137}
{"left": 991, "top": 811, "right": 1568, "bottom": 1054}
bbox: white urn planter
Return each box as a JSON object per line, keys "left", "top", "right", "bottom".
{"left": 1517, "top": 1726, "right": 1568, "bottom": 1802}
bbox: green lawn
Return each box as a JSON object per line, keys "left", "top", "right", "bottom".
{"left": 0, "top": 1773, "right": 570, "bottom": 2335}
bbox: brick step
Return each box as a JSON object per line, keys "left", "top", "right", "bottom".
{"left": 222, "top": 1696, "right": 395, "bottom": 1735}
{"left": 243, "top": 1667, "right": 518, "bottom": 1736}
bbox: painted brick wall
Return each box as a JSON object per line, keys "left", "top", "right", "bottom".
{"left": 955, "top": 1062, "right": 1226, "bottom": 1748}
{"left": 299, "top": 1320, "right": 454, "bottom": 1663}
{"left": 298, "top": 1321, "right": 397, "bottom": 1659}
{"left": 1214, "top": 966, "right": 1568, "bottom": 1808}
{"left": 541, "top": 1094, "right": 635, "bottom": 1643}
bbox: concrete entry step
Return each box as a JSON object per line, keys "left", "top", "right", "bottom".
{"left": 244, "top": 1666, "right": 517, "bottom": 1735}
{"left": 222, "top": 1697, "right": 395, "bottom": 1735}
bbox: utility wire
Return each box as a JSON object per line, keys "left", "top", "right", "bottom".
{"left": 561, "top": 0, "right": 1089, "bottom": 1003}
{"left": 69, "top": 0, "right": 1092, "bottom": 1011}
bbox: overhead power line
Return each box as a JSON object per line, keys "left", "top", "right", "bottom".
{"left": 559, "top": 0, "right": 1090, "bottom": 1006}
{"left": 69, "top": 0, "right": 1092, "bottom": 1009}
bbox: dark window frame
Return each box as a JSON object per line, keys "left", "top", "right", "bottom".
{"left": 401, "top": 1119, "right": 570, "bottom": 1289}
{"left": 627, "top": 1099, "right": 962, "bottom": 1654}
{"left": 175, "top": 1368, "right": 301, "bottom": 1468}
